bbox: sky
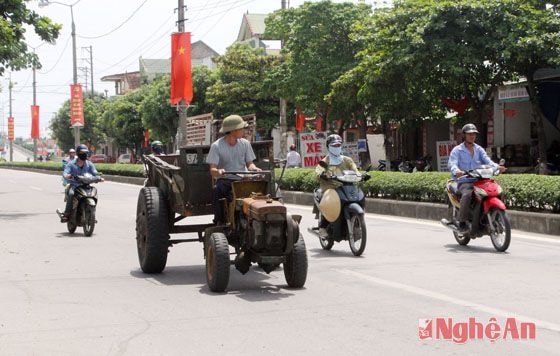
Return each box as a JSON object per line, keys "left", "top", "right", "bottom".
{"left": 0, "top": 0, "right": 392, "bottom": 139}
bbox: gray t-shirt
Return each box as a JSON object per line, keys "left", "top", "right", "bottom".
{"left": 206, "top": 137, "right": 256, "bottom": 172}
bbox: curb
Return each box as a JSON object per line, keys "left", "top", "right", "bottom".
{"left": 282, "top": 191, "right": 560, "bottom": 236}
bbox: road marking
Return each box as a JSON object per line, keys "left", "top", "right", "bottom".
{"left": 29, "top": 186, "right": 43, "bottom": 191}
{"left": 339, "top": 269, "right": 560, "bottom": 333}
{"left": 285, "top": 204, "right": 560, "bottom": 244}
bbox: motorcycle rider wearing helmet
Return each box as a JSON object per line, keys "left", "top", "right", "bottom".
{"left": 206, "top": 114, "right": 262, "bottom": 224}
{"left": 314, "top": 134, "right": 360, "bottom": 237}
{"left": 151, "top": 140, "right": 165, "bottom": 155}
{"left": 60, "top": 144, "right": 102, "bottom": 222}
{"left": 448, "top": 123, "right": 506, "bottom": 233}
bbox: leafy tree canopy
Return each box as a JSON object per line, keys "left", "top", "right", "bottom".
{"left": 0, "top": 0, "right": 61, "bottom": 75}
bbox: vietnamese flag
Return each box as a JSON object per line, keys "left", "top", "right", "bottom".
{"left": 31, "top": 105, "right": 40, "bottom": 139}
{"left": 170, "top": 32, "right": 193, "bottom": 105}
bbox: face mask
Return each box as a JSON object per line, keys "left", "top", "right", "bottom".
{"left": 328, "top": 146, "right": 342, "bottom": 156}
{"left": 78, "top": 153, "right": 88, "bottom": 160}
{"left": 153, "top": 147, "right": 163, "bottom": 154}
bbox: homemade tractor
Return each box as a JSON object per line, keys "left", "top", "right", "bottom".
{"left": 136, "top": 141, "right": 307, "bottom": 292}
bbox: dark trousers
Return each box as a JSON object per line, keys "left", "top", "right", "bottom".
{"left": 212, "top": 179, "right": 233, "bottom": 224}
{"left": 458, "top": 182, "right": 474, "bottom": 222}
{"left": 64, "top": 186, "right": 75, "bottom": 215}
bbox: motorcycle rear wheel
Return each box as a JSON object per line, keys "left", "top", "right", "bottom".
{"left": 489, "top": 209, "right": 511, "bottom": 252}
{"left": 348, "top": 215, "right": 367, "bottom": 256}
{"left": 448, "top": 199, "right": 470, "bottom": 246}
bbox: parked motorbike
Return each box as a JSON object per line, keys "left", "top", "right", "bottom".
{"left": 378, "top": 158, "right": 401, "bottom": 171}
{"left": 412, "top": 154, "right": 432, "bottom": 172}
{"left": 440, "top": 162, "right": 510, "bottom": 252}
{"left": 308, "top": 161, "right": 370, "bottom": 256}
{"left": 56, "top": 173, "right": 103, "bottom": 237}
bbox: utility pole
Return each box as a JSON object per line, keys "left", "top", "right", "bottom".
{"left": 177, "top": 0, "right": 187, "bottom": 152}
{"left": 82, "top": 45, "right": 94, "bottom": 96}
{"left": 32, "top": 51, "right": 37, "bottom": 162}
{"left": 279, "top": 0, "right": 288, "bottom": 159}
{"left": 9, "top": 74, "right": 13, "bottom": 162}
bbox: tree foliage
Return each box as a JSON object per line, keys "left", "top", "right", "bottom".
{"left": 207, "top": 43, "right": 280, "bottom": 131}
{"left": 49, "top": 94, "right": 104, "bottom": 152}
{"left": 139, "top": 75, "right": 178, "bottom": 145}
{"left": 265, "top": 0, "right": 371, "bottom": 120}
{"left": 99, "top": 89, "right": 146, "bottom": 156}
{"left": 0, "top": 0, "right": 61, "bottom": 75}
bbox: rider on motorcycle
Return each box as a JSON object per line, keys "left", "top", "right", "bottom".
{"left": 151, "top": 140, "right": 165, "bottom": 156}
{"left": 315, "top": 134, "right": 361, "bottom": 237}
{"left": 447, "top": 123, "right": 506, "bottom": 233}
{"left": 61, "top": 144, "right": 102, "bottom": 222}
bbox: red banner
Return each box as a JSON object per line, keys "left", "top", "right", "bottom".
{"left": 8, "top": 117, "right": 14, "bottom": 141}
{"left": 295, "top": 107, "right": 305, "bottom": 131}
{"left": 315, "top": 116, "right": 324, "bottom": 132}
{"left": 441, "top": 97, "right": 469, "bottom": 115}
{"left": 143, "top": 130, "right": 150, "bottom": 148}
{"left": 70, "top": 84, "right": 84, "bottom": 127}
{"left": 170, "top": 32, "right": 193, "bottom": 105}
{"left": 31, "top": 105, "right": 40, "bottom": 139}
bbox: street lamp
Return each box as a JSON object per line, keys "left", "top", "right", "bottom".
{"left": 38, "top": 0, "right": 81, "bottom": 147}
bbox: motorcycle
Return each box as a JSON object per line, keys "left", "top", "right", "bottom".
{"left": 308, "top": 161, "right": 370, "bottom": 256}
{"left": 440, "top": 163, "right": 510, "bottom": 252}
{"left": 56, "top": 173, "right": 103, "bottom": 237}
{"left": 412, "top": 154, "right": 432, "bottom": 172}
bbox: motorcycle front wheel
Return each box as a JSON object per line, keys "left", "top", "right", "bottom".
{"left": 448, "top": 199, "right": 470, "bottom": 246}
{"left": 347, "top": 214, "right": 367, "bottom": 256}
{"left": 82, "top": 204, "right": 96, "bottom": 237}
{"left": 489, "top": 209, "right": 511, "bottom": 252}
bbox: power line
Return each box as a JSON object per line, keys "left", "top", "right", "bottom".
{"left": 78, "top": 0, "right": 150, "bottom": 39}
{"left": 38, "top": 34, "right": 72, "bottom": 74}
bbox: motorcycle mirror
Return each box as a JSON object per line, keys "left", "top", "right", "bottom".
{"left": 499, "top": 158, "right": 506, "bottom": 166}
{"left": 319, "top": 161, "right": 328, "bottom": 169}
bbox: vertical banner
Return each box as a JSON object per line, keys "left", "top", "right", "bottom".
{"left": 436, "top": 141, "right": 457, "bottom": 172}
{"left": 170, "top": 32, "right": 193, "bottom": 105}
{"left": 8, "top": 117, "right": 15, "bottom": 141}
{"left": 70, "top": 85, "right": 84, "bottom": 127}
{"left": 295, "top": 107, "right": 305, "bottom": 131}
{"left": 31, "top": 105, "right": 40, "bottom": 139}
{"left": 300, "top": 132, "right": 326, "bottom": 167}
{"left": 143, "top": 130, "right": 150, "bottom": 148}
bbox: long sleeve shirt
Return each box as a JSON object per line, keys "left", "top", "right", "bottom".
{"left": 448, "top": 142, "right": 497, "bottom": 182}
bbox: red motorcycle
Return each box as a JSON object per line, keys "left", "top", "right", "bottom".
{"left": 441, "top": 164, "right": 511, "bottom": 252}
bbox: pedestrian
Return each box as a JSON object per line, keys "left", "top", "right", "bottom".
{"left": 286, "top": 144, "right": 301, "bottom": 168}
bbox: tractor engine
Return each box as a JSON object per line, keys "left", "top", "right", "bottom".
{"left": 242, "top": 197, "right": 287, "bottom": 253}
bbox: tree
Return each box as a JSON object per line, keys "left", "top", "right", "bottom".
{"left": 189, "top": 65, "right": 218, "bottom": 116}
{"left": 502, "top": 1, "right": 560, "bottom": 172}
{"left": 0, "top": 0, "right": 61, "bottom": 75}
{"left": 265, "top": 0, "right": 371, "bottom": 124}
{"left": 139, "top": 75, "right": 178, "bottom": 145}
{"left": 99, "top": 89, "right": 146, "bottom": 157}
{"left": 207, "top": 43, "right": 280, "bottom": 132}
{"left": 49, "top": 93, "right": 104, "bottom": 152}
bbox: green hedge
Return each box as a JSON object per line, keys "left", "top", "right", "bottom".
{"left": 275, "top": 168, "right": 560, "bottom": 213}
{"left": 0, "top": 161, "right": 145, "bottom": 177}
{"left": 2, "top": 162, "right": 558, "bottom": 213}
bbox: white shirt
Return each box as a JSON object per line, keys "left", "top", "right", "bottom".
{"left": 286, "top": 150, "right": 301, "bottom": 167}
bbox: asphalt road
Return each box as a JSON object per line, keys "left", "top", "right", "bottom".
{"left": 1, "top": 169, "right": 559, "bottom": 356}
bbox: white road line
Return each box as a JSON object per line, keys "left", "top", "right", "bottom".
{"left": 338, "top": 269, "right": 560, "bottom": 333}
{"left": 285, "top": 204, "right": 560, "bottom": 244}
{"left": 29, "top": 186, "right": 43, "bottom": 191}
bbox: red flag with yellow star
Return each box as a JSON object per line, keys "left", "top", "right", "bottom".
{"left": 170, "top": 32, "right": 193, "bottom": 105}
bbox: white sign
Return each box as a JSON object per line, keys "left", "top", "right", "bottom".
{"left": 498, "top": 85, "right": 529, "bottom": 102}
{"left": 367, "top": 134, "right": 386, "bottom": 169}
{"left": 436, "top": 141, "right": 457, "bottom": 172}
{"left": 300, "top": 132, "right": 327, "bottom": 168}
{"left": 342, "top": 141, "right": 360, "bottom": 166}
